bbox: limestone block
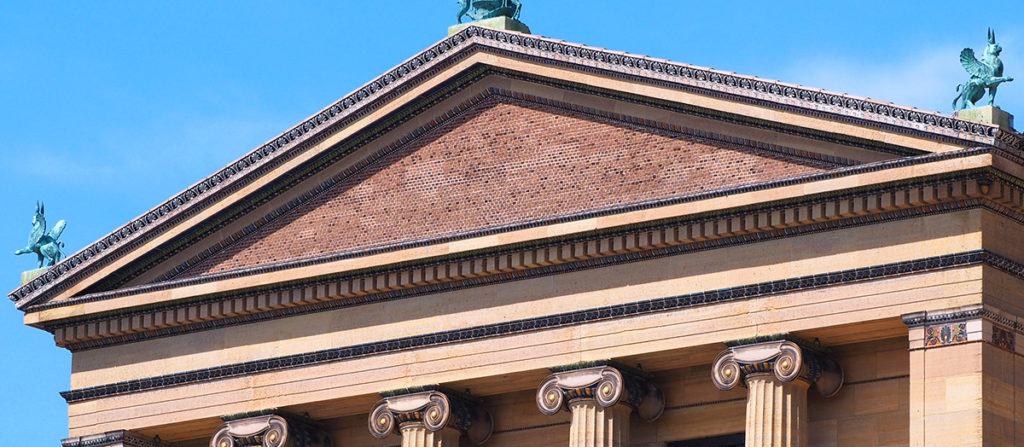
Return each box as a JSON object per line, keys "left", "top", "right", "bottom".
{"left": 20, "top": 267, "right": 46, "bottom": 285}
{"left": 448, "top": 17, "right": 531, "bottom": 36}
{"left": 955, "top": 106, "right": 1014, "bottom": 130}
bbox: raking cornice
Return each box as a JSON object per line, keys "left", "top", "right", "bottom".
{"left": 12, "top": 25, "right": 1023, "bottom": 309}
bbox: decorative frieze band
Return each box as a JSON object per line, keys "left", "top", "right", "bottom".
{"left": 536, "top": 365, "right": 664, "bottom": 421}
{"left": 712, "top": 339, "right": 844, "bottom": 398}
{"left": 49, "top": 165, "right": 1024, "bottom": 351}
{"left": 903, "top": 304, "right": 1024, "bottom": 353}
{"left": 13, "top": 21, "right": 1020, "bottom": 308}
{"left": 210, "top": 413, "right": 331, "bottom": 447}
{"left": 369, "top": 389, "right": 492, "bottom": 445}
{"left": 61, "top": 249, "right": 1013, "bottom": 403}
{"left": 61, "top": 430, "right": 166, "bottom": 447}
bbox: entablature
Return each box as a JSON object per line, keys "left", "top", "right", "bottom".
{"left": 30, "top": 147, "right": 1024, "bottom": 352}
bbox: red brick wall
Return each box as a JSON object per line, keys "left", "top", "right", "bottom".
{"left": 181, "top": 96, "right": 832, "bottom": 277}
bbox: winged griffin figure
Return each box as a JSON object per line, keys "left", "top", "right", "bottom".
{"left": 953, "top": 28, "right": 1014, "bottom": 110}
{"left": 457, "top": 0, "right": 522, "bottom": 23}
{"left": 14, "top": 202, "right": 66, "bottom": 268}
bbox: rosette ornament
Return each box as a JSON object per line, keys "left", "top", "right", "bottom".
{"left": 536, "top": 365, "right": 664, "bottom": 421}
{"left": 368, "top": 390, "right": 493, "bottom": 445}
{"left": 711, "top": 339, "right": 843, "bottom": 397}
{"left": 210, "top": 414, "right": 331, "bottom": 447}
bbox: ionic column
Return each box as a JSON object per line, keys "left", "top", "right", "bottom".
{"left": 395, "top": 425, "right": 460, "bottom": 447}
{"left": 537, "top": 365, "right": 664, "bottom": 447}
{"left": 210, "top": 413, "right": 331, "bottom": 447}
{"left": 712, "top": 339, "right": 843, "bottom": 447}
{"left": 369, "top": 389, "right": 493, "bottom": 447}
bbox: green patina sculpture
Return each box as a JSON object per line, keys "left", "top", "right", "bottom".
{"left": 14, "top": 202, "right": 66, "bottom": 268}
{"left": 457, "top": 0, "right": 522, "bottom": 23}
{"left": 953, "top": 28, "right": 1014, "bottom": 110}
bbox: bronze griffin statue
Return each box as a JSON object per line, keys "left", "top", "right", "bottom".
{"left": 457, "top": 0, "right": 522, "bottom": 23}
{"left": 14, "top": 202, "right": 66, "bottom": 268}
{"left": 953, "top": 28, "right": 1014, "bottom": 110}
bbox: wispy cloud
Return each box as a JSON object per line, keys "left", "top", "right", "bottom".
{"left": 8, "top": 146, "right": 118, "bottom": 184}
{"left": 780, "top": 31, "right": 1022, "bottom": 119}
{"left": 10, "top": 112, "right": 287, "bottom": 194}
{"left": 781, "top": 47, "right": 964, "bottom": 114}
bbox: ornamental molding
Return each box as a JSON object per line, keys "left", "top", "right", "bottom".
{"left": 61, "top": 430, "right": 167, "bottom": 447}
{"left": 712, "top": 339, "right": 843, "bottom": 398}
{"left": 61, "top": 249, "right": 1018, "bottom": 403}
{"left": 368, "top": 390, "right": 492, "bottom": 445}
{"left": 463, "top": 27, "right": 1014, "bottom": 144}
{"left": 902, "top": 304, "right": 1024, "bottom": 352}
{"left": 536, "top": 365, "right": 664, "bottom": 421}
{"left": 901, "top": 305, "right": 984, "bottom": 328}
{"left": 210, "top": 413, "right": 331, "bottom": 447}
{"left": 46, "top": 168, "right": 1024, "bottom": 352}
{"left": 11, "top": 24, "right": 1021, "bottom": 309}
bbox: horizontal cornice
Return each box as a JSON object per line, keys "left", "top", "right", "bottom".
{"left": 59, "top": 249, "right": 1009, "bottom": 403}
{"left": 22, "top": 146, "right": 992, "bottom": 322}
{"left": 40, "top": 158, "right": 1024, "bottom": 350}
{"left": 12, "top": 25, "right": 1023, "bottom": 309}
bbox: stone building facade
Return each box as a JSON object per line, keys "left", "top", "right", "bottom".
{"left": 10, "top": 23, "right": 1024, "bottom": 447}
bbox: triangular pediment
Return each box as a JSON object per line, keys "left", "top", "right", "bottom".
{"left": 15, "top": 25, "right": 1022, "bottom": 315}
{"left": 172, "top": 93, "right": 837, "bottom": 279}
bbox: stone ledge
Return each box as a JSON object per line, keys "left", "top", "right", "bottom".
{"left": 956, "top": 105, "right": 1015, "bottom": 130}
{"left": 21, "top": 267, "right": 47, "bottom": 286}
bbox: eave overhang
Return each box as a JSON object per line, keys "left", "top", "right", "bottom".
{"left": 11, "top": 25, "right": 1024, "bottom": 314}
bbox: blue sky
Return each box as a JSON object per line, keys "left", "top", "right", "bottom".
{"left": 1, "top": 1, "right": 1022, "bottom": 444}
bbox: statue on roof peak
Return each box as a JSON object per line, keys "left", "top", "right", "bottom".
{"left": 457, "top": 0, "right": 522, "bottom": 23}
{"left": 14, "top": 201, "right": 66, "bottom": 268}
{"left": 953, "top": 28, "right": 1013, "bottom": 110}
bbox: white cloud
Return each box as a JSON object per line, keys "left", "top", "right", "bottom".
{"left": 781, "top": 32, "right": 1023, "bottom": 118}
{"left": 782, "top": 47, "right": 964, "bottom": 114}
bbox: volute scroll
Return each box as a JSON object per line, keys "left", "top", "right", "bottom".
{"left": 711, "top": 339, "right": 843, "bottom": 398}
{"left": 536, "top": 365, "right": 664, "bottom": 421}
{"left": 368, "top": 389, "right": 493, "bottom": 445}
{"left": 210, "top": 413, "right": 330, "bottom": 447}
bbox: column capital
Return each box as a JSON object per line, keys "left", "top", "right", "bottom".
{"left": 62, "top": 431, "right": 167, "bottom": 447}
{"left": 536, "top": 364, "right": 664, "bottom": 421}
{"left": 368, "top": 389, "right": 493, "bottom": 445}
{"left": 711, "top": 338, "right": 843, "bottom": 398}
{"left": 210, "top": 412, "right": 331, "bottom": 447}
